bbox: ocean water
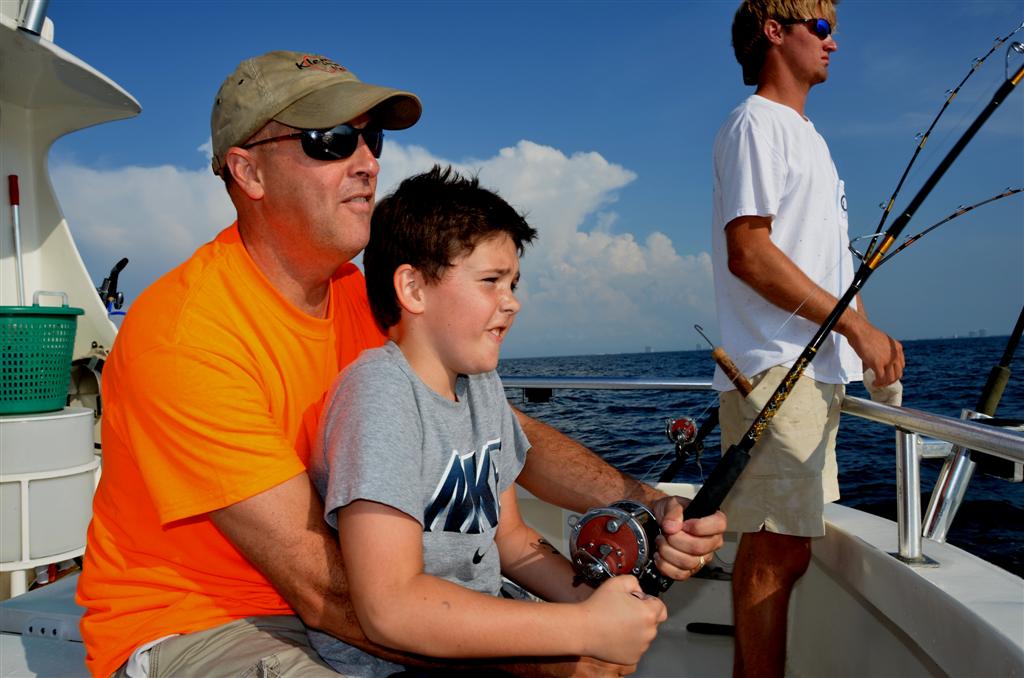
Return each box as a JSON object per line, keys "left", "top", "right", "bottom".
{"left": 499, "top": 336, "right": 1024, "bottom": 578}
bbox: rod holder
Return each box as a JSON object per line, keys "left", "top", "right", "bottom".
{"left": 19, "top": 0, "right": 50, "bottom": 36}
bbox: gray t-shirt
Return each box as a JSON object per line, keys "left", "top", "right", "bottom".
{"left": 308, "top": 341, "right": 530, "bottom": 676}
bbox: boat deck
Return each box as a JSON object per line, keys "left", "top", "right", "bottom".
{"left": 1, "top": 576, "right": 86, "bottom": 677}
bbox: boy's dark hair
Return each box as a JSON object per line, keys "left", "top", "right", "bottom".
{"left": 364, "top": 165, "right": 538, "bottom": 330}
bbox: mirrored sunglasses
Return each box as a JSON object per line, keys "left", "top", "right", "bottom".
{"left": 779, "top": 17, "right": 833, "bottom": 40}
{"left": 241, "top": 123, "right": 384, "bottom": 161}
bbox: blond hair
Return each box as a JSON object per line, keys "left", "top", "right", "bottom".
{"left": 732, "top": 0, "right": 839, "bottom": 86}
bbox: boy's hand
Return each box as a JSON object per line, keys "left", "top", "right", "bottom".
{"left": 650, "top": 496, "right": 726, "bottom": 580}
{"left": 580, "top": 575, "right": 667, "bottom": 666}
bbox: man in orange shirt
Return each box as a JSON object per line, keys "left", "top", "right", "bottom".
{"left": 77, "top": 50, "right": 727, "bottom": 677}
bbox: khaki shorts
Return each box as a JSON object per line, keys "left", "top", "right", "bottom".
{"left": 114, "top": 615, "right": 337, "bottom": 678}
{"left": 718, "top": 364, "right": 843, "bottom": 538}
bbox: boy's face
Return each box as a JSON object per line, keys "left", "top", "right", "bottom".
{"left": 420, "top": 233, "right": 521, "bottom": 381}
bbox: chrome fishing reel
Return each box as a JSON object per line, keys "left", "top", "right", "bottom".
{"left": 568, "top": 500, "right": 673, "bottom": 597}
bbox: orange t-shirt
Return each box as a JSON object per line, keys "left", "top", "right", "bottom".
{"left": 76, "top": 224, "right": 385, "bottom": 676}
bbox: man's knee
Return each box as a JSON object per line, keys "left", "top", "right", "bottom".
{"left": 738, "top": 530, "right": 811, "bottom": 585}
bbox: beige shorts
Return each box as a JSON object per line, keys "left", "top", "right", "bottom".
{"left": 114, "top": 615, "right": 337, "bottom": 678}
{"left": 718, "top": 364, "right": 843, "bottom": 538}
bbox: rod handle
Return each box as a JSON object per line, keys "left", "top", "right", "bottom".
{"left": 712, "top": 347, "right": 753, "bottom": 397}
{"left": 685, "top": 444, "right": 750, "bottom": 519}
{"left": 975, "top": 365, "right": 1010, "bottom": 417}
{"left": 8, "top": 175, "right": 19, "bottom": 205}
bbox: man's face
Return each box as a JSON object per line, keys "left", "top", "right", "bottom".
{"left": 776, "top": 14, "right": 838, "bottom": 87}
{"left": 248, "top": 114, "right": 380, "bottom": 272}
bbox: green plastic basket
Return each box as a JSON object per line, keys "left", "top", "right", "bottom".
{"left": 1, "top": 291, "right": 84, "bottom": 415}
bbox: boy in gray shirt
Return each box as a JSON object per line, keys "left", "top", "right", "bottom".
{"left": 309, "top": 166, "right": 666, "bottom": 676}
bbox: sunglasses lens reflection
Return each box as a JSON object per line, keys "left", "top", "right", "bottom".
{"left": 303, "top": 126, "right": 384, "bottom": 161}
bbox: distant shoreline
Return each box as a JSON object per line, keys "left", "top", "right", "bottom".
{"left": 501, "top": 334, "right": 1014, "bottom": 363}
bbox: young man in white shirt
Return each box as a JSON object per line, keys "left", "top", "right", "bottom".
{"left": 711, "top": 3, "right": 904, "bottom": 675}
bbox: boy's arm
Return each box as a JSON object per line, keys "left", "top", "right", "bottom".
{"left": 212, "top": 474, "right": 641, "bottom": 677}
{"left": 513, "top": 409, "right": 726, "bottom": 577}
{"left": 493, "top": 485, "right": 590, "bottom": 603}
{"left": 337, "top": 499, "right": 663, "bottom": 664}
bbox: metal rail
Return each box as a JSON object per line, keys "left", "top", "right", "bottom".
{"left": 501, "top": 375, "right": 1024, "bottom": 563}
{"left": 840, "top": 397, "right": 1024, "bottom": 463}
{"left": 501, "top": 376, "right": 712, "bottom": 391}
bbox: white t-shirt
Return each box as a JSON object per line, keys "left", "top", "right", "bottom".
{"left": 711, "top": 95, "right": 862, "bottom": 391}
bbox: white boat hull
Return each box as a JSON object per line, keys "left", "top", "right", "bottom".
{"left": 519, "top": 483, "right": 1024, "bottom": 677}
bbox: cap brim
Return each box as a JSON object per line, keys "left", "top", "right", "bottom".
{"left": 274, "top": 81, "right": 422, "bottom": 131}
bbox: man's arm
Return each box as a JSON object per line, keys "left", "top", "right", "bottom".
{"left": 209, "top": 473, "right": 391, "bottom": 651}
{"left": 514, "top": 409, "right": 726, "bottom": 578}
{"left": 725, "top": 215, "right": 904, "bottom": 385}
{"left": 513, "top": 409, "right": 656, "bottom": 513}
{"left": 210, "top": 471, "right": 637, "bottom": 677}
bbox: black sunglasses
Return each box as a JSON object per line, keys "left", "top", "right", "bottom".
{"left": 241, "top": 123, "right": 384, "bottom": 160}
{"left": 779, "top": 17, "right": 833, "bottom": 40}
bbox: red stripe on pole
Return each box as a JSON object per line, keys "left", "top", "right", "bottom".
{"left": 7, "top": 175, "right": 19, "bottom": 205}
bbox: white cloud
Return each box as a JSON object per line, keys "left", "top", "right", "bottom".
{"left": 52, "top": 139, "right": 715, "bottom": 358}
{"left": 52, "top": 162, "right": 234, "bottom": 301}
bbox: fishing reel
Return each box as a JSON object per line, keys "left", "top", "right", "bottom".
{"left": 568, "top": 500, "right": 673, "bottom": 597}
{"left": 666, "top": 415, "right": 701, "bottom": 462}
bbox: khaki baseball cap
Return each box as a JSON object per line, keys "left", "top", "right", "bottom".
{"left": 211, "top": 51, "right": 422, "bottom": 175}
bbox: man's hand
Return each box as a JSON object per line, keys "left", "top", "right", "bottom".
{"left": 724, "top": 217, "right": 904, "bottom": 387}
{"left": 649, "top": 496, "right": 726, "bottom": 579}
{"left": 845, "top": 319, "right": 904, "bottom": 387}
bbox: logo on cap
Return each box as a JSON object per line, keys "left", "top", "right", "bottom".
{"left": 296, "top": 55, "right": 347, "bottom": 73}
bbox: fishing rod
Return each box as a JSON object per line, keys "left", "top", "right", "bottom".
{"left": 653, "top": 185, "right": 1018, "bottom": 482}
{"left": 695, "top": 324, "right": 754, "bottom": 396}
{"left": 921, "top": 306, "right": 1024, "bottom": 538}
{"left": 976, "top": 305, "right": 1024, "bottom": 418}
{"left": 865, "top": 22, "right": 1024, "bottom": 259}
{"left": 684, "top": 60, "right": 1024, "bottom": 520}
{"left": 873, "top": 187, "right": 1022, "bottom": 266}
{"left": 657, "top": 326, "right": 753, "bottom": 483}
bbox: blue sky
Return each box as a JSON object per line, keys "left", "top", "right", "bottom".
{"left": 46, "top": 0, "right": 1023, "bottom": 359}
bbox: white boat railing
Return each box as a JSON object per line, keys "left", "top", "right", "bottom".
{"left": 500, "top": 375, "right": 1024, "bottom": 565}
